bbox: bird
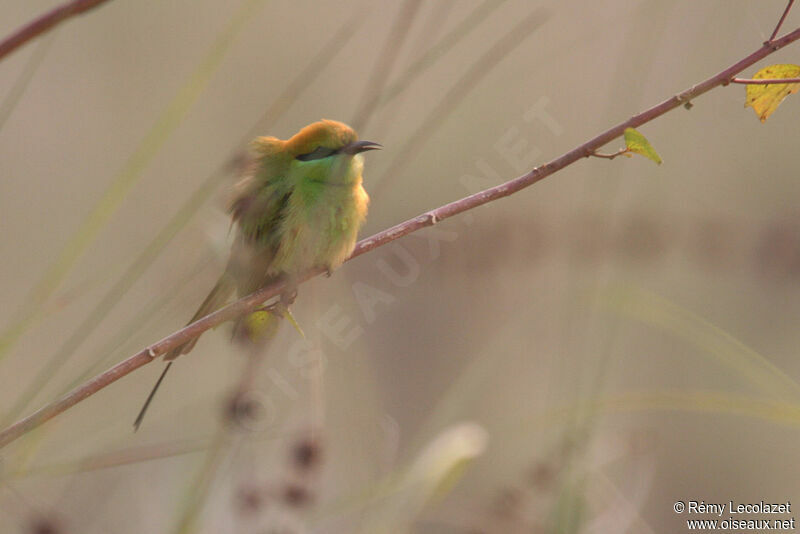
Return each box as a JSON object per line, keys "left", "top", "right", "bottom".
{"left": 133, "top": 119, "right": 380, "bottom": 430}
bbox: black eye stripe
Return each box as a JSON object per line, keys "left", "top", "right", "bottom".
{"left": 296, "top": 146, "right": 338, "bottom": 161}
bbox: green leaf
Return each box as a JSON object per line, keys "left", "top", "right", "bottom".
{"left": 624, "top": 127, "right": 662, "bottom": 165}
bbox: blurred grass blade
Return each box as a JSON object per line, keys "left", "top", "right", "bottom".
{"left": 0, "top": 32, "right": 54, "bottom": 131}
{"left": 173, "top": 429, "right": 232, "bottom": 534}
{"left": 599, "top": 286, "right": 800, "bottom": 400}
{"left": 351, "top": 0, "right": 423, "bottom": 131}
{"left": 172, "top": 327, "right": 272, "bottom": 534}
{"left": 0, "top": 0, "right": 268, "bottom": 362}
{"left": 597, "top": 390, "right": 800, "bottom": 427}
{"left": 62, "top": 254, "right": 209, "bottom": 390}
{"left": 548, "top": 477, "right": 588, "bottom": 534}
{"left": 406, "top": 1, "right": 454, "bottom": 61}
{"left": 1, "top": 171, "right": 226, "bottom": 424}
{"left": 6, "top": 436, "right": 210, "bottom": 479}
{"left": 241, "top": 11, "right": 365, "bottom": 140}
{"left": 372, "top": 7, "right": 551, "bottom": 197}
{"left": 7, "top": 258, "right": 206, "bottom": 477}
{"left": 512, "top": 391, "right": 800, "bottom": 439}
{"left": 377, "top": 0, "right": 510, "bottom": 110}
{"left": 360, "top": 422, "right": 488, "bottom": 533}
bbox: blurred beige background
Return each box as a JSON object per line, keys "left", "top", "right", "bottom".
{"left": 1, "top": 1, "right": 799, "bottom": 532}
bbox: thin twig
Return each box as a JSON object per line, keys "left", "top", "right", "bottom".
{"left": 0, "top": 0, "right": 112, "bottom": 62}
{"left": 769, "top": 0, "right": 795, "bottom": 42}
{"left": 590, "top": 148, "right": 630, "bottom": 160}
{"left": 731, "top": 77, "right": 800, "bottom": 84}
{"left": 1, "top": 27, "right": 799, "bottom": 450}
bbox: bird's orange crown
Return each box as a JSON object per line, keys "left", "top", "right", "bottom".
{"left": 251, "top": 119, "right": 358, "bottom": 158}
{"left": 287, "top": 119, "right": 358, "bottom": 157}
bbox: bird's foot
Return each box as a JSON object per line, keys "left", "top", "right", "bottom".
{"left": 280, "top": 284, "right": 298, "bottom": 306}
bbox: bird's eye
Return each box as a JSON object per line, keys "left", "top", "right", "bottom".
{"left": 296, "top": 146, "right": 337, "bottom": 161}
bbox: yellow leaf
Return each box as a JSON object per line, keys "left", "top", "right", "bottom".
{"left": 745, "top": 64, "right": 800, "bottom": 122}
{"left": 624, "top": 127, "right": 662, "bottom": 165}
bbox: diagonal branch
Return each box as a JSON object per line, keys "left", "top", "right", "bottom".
{"left": 1, "top": 26, "right": 799, "bottom": 449}
{"left": 0, "top": 0, "right": 113, "bottom": 62}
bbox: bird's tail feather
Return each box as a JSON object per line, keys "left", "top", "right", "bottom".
{"left": 164, "top": 274, "right": 235, "bottom": 360}
{"left": 133, "top": 274, "right": 234, "bottom": 430}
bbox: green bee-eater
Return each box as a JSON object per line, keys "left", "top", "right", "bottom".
{"left": 134, "top": 119, "right": 380, "bottom": 429}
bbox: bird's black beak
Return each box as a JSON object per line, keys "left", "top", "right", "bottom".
{"left": 342, "top": 140, "right": 382, "bottom": 155}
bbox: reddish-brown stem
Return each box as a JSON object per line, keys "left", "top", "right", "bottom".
{"left": 1, "top": 27, "right": 799, "bottom": 449}
{"left": 0, "top": 0, "right": 113, "bottom": 62}
{"left": 769, "top": 0, "right": 795, "bottom": 42}
{"left": 590, "top": 148, "right": 630, "bottom": 160}
{"left": 731, "top": 77, "right": 800, "bottom": 84}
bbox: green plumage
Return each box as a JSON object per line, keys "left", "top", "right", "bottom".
{"left": 133, "top": 120, "right": 378, "bottom": 429}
